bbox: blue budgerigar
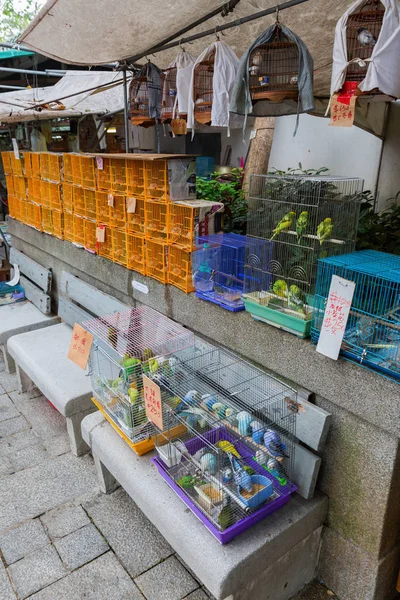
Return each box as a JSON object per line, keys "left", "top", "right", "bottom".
{"left": 179, "top": 408, "right": 207, "bottom": 429}
{"left": 264, "top": 429, "right": 289, "bottom": 460}
{"left": 228, "top": 453, "right": 253, "bottom": 493}
{"left": 176, "top": 390, "right": 199, "bottom": 413}
{"left": 201, "top": 394, "right": 217, "bottom": 411}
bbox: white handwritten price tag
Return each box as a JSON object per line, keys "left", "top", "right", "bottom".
{"left": 316, "top": 275, "right": 355, "bottom": 360}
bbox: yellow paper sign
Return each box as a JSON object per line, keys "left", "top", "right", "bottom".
{"left": 329, "top": 94, "right": 356, "bottom": 128}
{"left": 67, "top": 324, "right": 93, "bottom": 370}
{"left": 143, "top": 375, "right": 163, "bottom": 430}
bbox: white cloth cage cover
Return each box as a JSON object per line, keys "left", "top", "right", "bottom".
{"left": 331, "top": 0, "right": 400, "bottom": 98}
{"left": 164, "top": 51, "right": 196, "bottom": 117}
{"left": 187, "top": 40, "right": 240, "bottom": 135}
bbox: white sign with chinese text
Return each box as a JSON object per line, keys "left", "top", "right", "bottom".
{"left": 316, "top": 275, "right": 355, "bottom": 360}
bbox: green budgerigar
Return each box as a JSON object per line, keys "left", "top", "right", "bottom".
{"left": 218, "top": 496, "right": 233, "bottom": 530}
{"left": 288, "top": 285, "right": 306, "bottom": 314}
{"left": 270, "top": 211, "right": 296, "bottom": 241}
{"left": 272, "top": 279, "right": 288, "bottom": 298}
{"left": 296, "top": 211, "right": 308, "bottom": 244}
{"left": 317, "top": 217, "right": 333, "bottom": 245}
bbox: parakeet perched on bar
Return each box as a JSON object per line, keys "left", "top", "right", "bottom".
{"left": 217, "top": 440, "right": 241, "bottom": 459}
{"left": 264, "top": 429, "right": 289, "bottom": 460}
{"left": 272, "top": 279, "right": 288, "bottom": 298}
{"left": 176, "top": 390, "right": 199, "bottom": 413}
{"left": 288, "top": 285, "right": 306, "bottom": 314}
{"left": 357, "top": 27, "right": 377, "bottom": 46}
{"left": 270, "top": 211, "right": 296, "bottom": 241}
{"left": 218, "top": 496, "right": 233, "bottom": 530}
{"left": 317, "top": 218, "right": 333, "bottom": 245}
{"left": 229, "top": 454, "right": 253, "bottom": 493}
{"left": 296, "top": 211, "right": 308, "bottom": 244}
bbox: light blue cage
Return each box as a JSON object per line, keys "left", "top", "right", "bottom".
{"left": 312, "top": 250, "right": 400, "bottom": 382}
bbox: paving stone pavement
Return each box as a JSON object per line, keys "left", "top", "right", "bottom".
{"left": 0, "top": 357, "right": 216, "bottom": 600}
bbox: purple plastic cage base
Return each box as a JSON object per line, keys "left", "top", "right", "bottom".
{"left": 152, "top": 426, "right": 296, "bottom": 544}
{"left": 195, "top": 291, "right": 245, "bottom": 312}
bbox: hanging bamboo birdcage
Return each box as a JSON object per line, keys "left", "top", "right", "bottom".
{"left": 161, "top": 67, "right": 178, "bottom": 123}
{"left": 249, "top": 26, "right": 300, "bottom": 104}
{"left": 345, "top": 0, "right": 385, "bottom": 84}
{"left": 130, "top": 63, "right": 161, "bottom": 127}
{"left": 193, "top": 50, "right": 216, "bottom": 125}
{"left": 161, "top": 51, "right": 196, "bottom": 123}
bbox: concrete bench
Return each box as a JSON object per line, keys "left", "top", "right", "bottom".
{"left": 82, "top": 411, "right": 328, "bottom": 600}
{"left": 0, "top": 248, "right": 59, "bottom": 373}
{"left": 7, "top": 271, "right": 127, "bottom": 455}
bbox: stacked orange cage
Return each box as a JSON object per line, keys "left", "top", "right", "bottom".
{"left": 2, "top": 152, "right": 201, "bottom": 292}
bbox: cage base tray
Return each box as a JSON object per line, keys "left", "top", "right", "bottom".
{"left": 91, "top": 397, "right": 187, "bottom": 456}
{"left": 244, "top": 298, "right": 311, "bottom": 338}
{"left": 152, "top": 456, "right": 292, "bottom": 544}
{"left": 252, "top": 90, "right": 298, "bottom": 103}
{"left": 195, "top": 291, "right": 245, "bottom": 312}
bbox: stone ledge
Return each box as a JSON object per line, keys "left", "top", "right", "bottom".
{"left": 82, "top": 412, "right": 328, "bottom": 600}
{"left": 8, "top": 219, "right": 400, "bottom": 439}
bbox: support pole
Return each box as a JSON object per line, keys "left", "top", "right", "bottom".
{"left": 123, "top": 69, "right": 130, "bottom": 153}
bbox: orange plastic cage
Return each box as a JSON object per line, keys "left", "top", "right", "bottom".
{"left": 63, "top": 183, "right": 74, "bottom": 213}
{"left": 98, "top": 226, "right": 113, "bottom": 259}
{"left": 13, "top": 176, "right": 27, "bottom": 201}
{"left": 73, "top": 186, "right": 85, "bottom": 217}
{"left": 97, "top": 157, "right": 127, "bottom": 194}
{"left": 84, "top": 219, "right": 97, "bottom": 252}
{"left": 167, "top": 245, "right": 194, "bottom": 293}
{"left": 110, "top": 194, "right": 127, "bottom": 229}
{"left": 7, "top": 195, "right": 18, "bottom": 219}
{"left": 63, "top": 211, "right": 74, "bottom": 242}
{"left": 145, "top": 200, "right": 169, "bottom": 242}
{"left": 96, "top": 192, "right": 112, "bottom": 226}
{"left": 127, "top": 198, "right": 145, "bottom": 236}
{"left": 40, "top": 153, "right": 63, "bottom": 182}
{"left": 28, "top": 178, "right": 41, "bottom": 204}
{"left": 25, "top": 202, "right": 42, "bottom": 230}
{"left": 168, "top": 202, "right": 198, "bottom": 250}
{"left": 52, "top": 210, "right": 64, "bottom": 239}
{"left": 73, "top": 214, "right": 85, "bottom": 246}
{"left": 112, "top": 229, "right": 128, "bottom": 266}
{"left": 144, "top": 160, "right": 169, "bottom": 202}
{"left": 127, "top": 233, "right": 145, "bottom": 274}
{"left": 10, "top": 154, "right": 24, "bottom": 177}
{"left": 84, "top": 188, "right": 97, "bottom": 221}
{"left": 42, "top": 207, "right": 53, "bottom": 234}
{"left": 5, "top": 175, "right": 14, "bottom": 198}
{"left": 40, "top": 181, "right": 62, "bottom": 210}
{"left": 2, "top": 151, "right": 12, "bottom": 175}
{"left": 19, "top": 199, "right": 27, "bottom": 224}
{"left": 126, "top": 159, "right": 145, "bottom": 198}
{"left": 145, "top": 240, "right": 168, "bottom": 283}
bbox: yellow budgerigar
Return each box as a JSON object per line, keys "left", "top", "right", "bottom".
{"left": 317, "top": 218, "right": 333, "bottom": 245}
{"left": 217, "top": 440, "right": 241, "bottom": 459}
{"left": 270, "top": 211, "right": 296, "bottom": 241}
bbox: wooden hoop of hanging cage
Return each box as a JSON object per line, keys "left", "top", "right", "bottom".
{"left": 193, "top": 50, "right": 215, "bottom": 125}
{"left": 249, "top": 27, "right": 299, "bottom": 104}
{"left": 129, "top": 71, "right": 155, "bottom": 127}
{"left": 345, "top": 0, "right": 385, "bottom": 84}
{"left": 161, "top": 66, "right": 179, "bottom": 123}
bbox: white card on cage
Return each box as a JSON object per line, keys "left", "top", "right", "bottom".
{"left": 316, "top": 275, "right": 355, "bottom": 360}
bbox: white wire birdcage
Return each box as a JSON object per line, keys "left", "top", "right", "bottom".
{"left": 82, "top": 306, "right": 194, "bottom": 453}
{"left": 149, "top": 341, "right": 297, "bottom": 540}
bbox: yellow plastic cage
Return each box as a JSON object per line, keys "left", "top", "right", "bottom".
{"left": 145, "top": 200, "right": 169, "bottom": 242}
{"left": 73, "top": 186, "right": 85, "bottom": 217}
{"left": 5, "top": 175, "right": 14, "bottom": 197}
{"left": 62, "top": 183, "right": 74, "bottom": 213}
{"left": 126, "top": 159, "right": 145, "bottom": 198}
{"left": 52, "top": 210, "right": 64, "bottom": 239}
{"left": 127, "top": 198, "right": 145, "bottom": 236}
{"left": 10, "top": 154, "right": 24, "bottom": 177}
{"left": 110, "top": 194, "right": 127, "bottom": 229}
{"left": 40, "top": 181, "right": 62, "bottom": 210}
{"left": 19, "top": 198, "right": 27, "bottom": 224}
{"left": 145, "top": 240, "right": 168, "bottom": 283}
{"left": 84, "top": 188, "right": 97, "bottom": 221}
{"left": 28, "top": 177, "right": 41, "bottom": 204}
{"left": 2, "top": 151, "right": 12, "bottom": 175}
{"left": 84, "top": 219, "right": 97, "bottom": 252}
{"left": 13, "top": 176, "right": 27, "bottom": 201}
{"left": 144, "top": 160, "right": 169, "bottom": 202}
{"left": 25, "top": 202, "right": 42, "bottom": 231}
{"left": 168, "top": 202, "right": 198, "bottom": 250}
{"left": 167, "top": 245, "right": 194, "bottom": 293}
{"left": 96, "top": 192, "right": 112, "bottom": 226}
{"left": 23, "top": 152, "right": 34, "bottom": 178}
{"left": 40, "top": 153, "right": 63, "bottom": 183}
{"left": 63, "top": 211, "right": 74, "bottom": 242}
{"left": 7, "top": 195, "right": 18, "bottom": 219}
{"left": 42, "top": 207, "right": 53, "bottom": 235}
{"left": 98, "top": 226, "right": 113, "bottom": 260}
{"left": 112, "top": 228, "right": 127, "bottom": 266}
{"left": 73, "top": 214, "right": 85, "bottom": 246}
{"left": 97, "top": 157, "right": 127, "bottom": 194}
{"left": 126, "top": 233, "right": 145, "bottom": 274}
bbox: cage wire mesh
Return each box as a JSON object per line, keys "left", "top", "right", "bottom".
{"left": 249, "top": 26, "right": 300, "bottom": 104}
{"left": 244, "top": 174, "right": 364, "bottom": 322}
{"left": 345, "top": 0, "right": 385, "bottom": 84}
{"left": 312, "top": 250, "right": 400, "bottom": 382}
{"left": 82, "top": 306, "right": 195, "bottom": 445}
{"left": 150, "top": 341, "right": 297, "bottom": 537}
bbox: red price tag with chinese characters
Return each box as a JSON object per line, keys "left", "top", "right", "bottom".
{"left": 316, "top": 275, "right": 355, "bottom": 360}
{"left": 143, "top": 375, "right": 163, "bottom": 430}
{"left": 67, "top": 323, "right": 94, "bottom": 370}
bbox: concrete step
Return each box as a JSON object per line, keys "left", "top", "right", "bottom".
{"left": 82, "top": 412, "right": 328, "bottom": 600}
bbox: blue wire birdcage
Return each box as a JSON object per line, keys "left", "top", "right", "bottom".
{"left": 192, "top": 234, "right": 248, "bottom": 311}
{"left": 312, "top": 250, "right": 400, "bottom": 382}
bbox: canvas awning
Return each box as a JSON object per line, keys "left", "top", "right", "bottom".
{"left": 19, "top": 0, "right": 360, "bottom": 98}
{"left": 0, "top": 70, "right": 129, "bottom": 123}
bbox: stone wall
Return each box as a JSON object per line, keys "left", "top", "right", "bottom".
{"left": 8, "top": 218, "right": 400, "bottom": 600}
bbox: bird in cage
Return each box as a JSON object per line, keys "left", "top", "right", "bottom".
{"left": 179, "top": 408, "right": 207, "bottom": 429}
{"left": 201, "top": 393, "right": 217, "bottom": 410}
{"left": 218, "top": 495, "right": 233, "bottom": 530}
{"left": 288, "top": 285, "right": 307, "bottom": 314}
{"left": 255, "top": 449, "right": 268, "bottom": 465}
{"left": 317, "top": 217, "right": 333, "bottom": 245}
{"left": 273, "top": 279, "right": 288, "bottom": 298}
{"left": 217, "top": 440, "right": 242, "bottom": 459}
{"left": 267, "top": 457, "right": 287, "bottom": 485}
{"left": 200, "top": 452, "right": 218, "bottom": 475}
{"left": 176, "top": 390, "right": 199, "bottom": 413}
{"left": 250, "top": 421, "right": 265, "bottom": 445}
{"left": 264, "top": 429, "right": 289, "bottom": 460}
{"left": 222, "top": 467, "right": 234, "bottom": 484}
{"left": 270, "top": 211, "right": 296, "bottom": 241}
{"left": 212, "top": 402, "right": 228, "bottom": 419}
{"left": 229, "top": 454, "right": 253, "bottom": 493}
{"left": 296, "top": 210, "right": 308, "bottom": 244}
{"left": 357, "top": 27, "right": 377, "bottom": 46}
{"left": 237, "top": 411, "right": 252, "bottom": 436}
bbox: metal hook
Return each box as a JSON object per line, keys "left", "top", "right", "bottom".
{"left": 179, "top": 39, "right": 186, "bottom": 52}
{"left": 276, "top": 5, "right": 280, "bottom": 23}
{"left": 145, "top": 55, "right": 150, "bottom": 62}
{"left": 215, "top": 26, "right": 220, "bottom": 41}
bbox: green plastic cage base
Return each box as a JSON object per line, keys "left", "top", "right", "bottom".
{"left": 243, "top": 297, "right": 312, "bottom": 339}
